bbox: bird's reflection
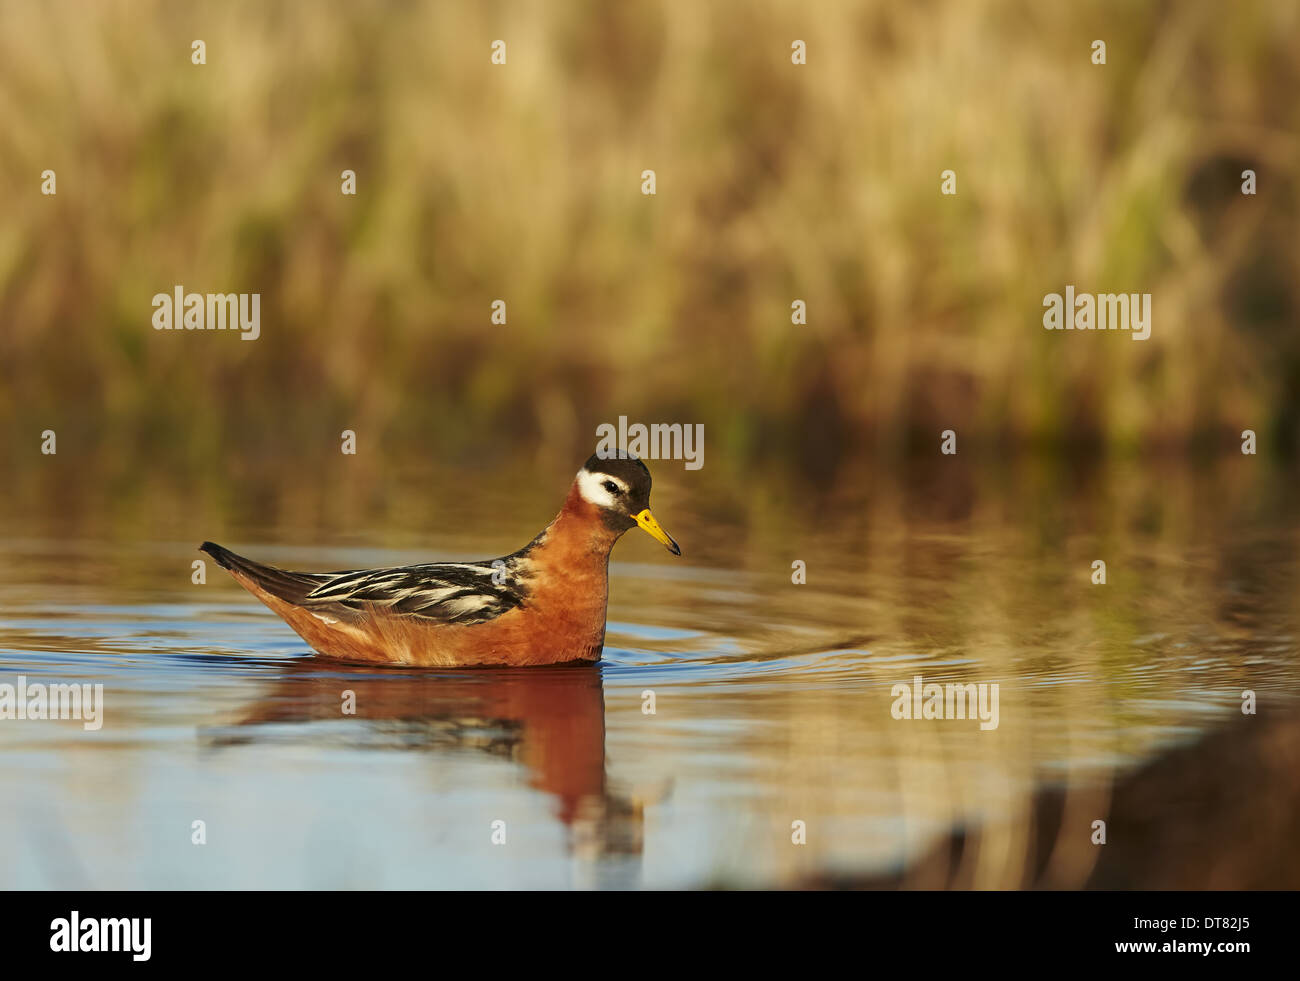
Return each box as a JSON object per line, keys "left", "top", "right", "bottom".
{"left": 205, "top": 661, "right": 646, "bottom": 873}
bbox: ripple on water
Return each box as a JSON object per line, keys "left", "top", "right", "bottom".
{"left": 1, "top": 517, "right": 1298, "bottom": 889}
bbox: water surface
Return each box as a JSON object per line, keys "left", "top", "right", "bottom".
{"left": 1, "top": 459, "right": 1296, "bottom": 888}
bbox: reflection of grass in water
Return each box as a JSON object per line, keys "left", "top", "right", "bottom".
{"left": 2, "top": 458, "right": 1299, "bottom": 887}
{"left": 1, "top": 0, "right": 1298, "bottom": 482}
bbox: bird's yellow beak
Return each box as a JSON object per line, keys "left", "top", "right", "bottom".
{"left": 632, "top": 509, "right": 681, "bottom": 556}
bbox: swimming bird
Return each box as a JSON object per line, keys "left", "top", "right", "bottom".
{"left": 200, "top": 452, "right": 680, "bottom": 667}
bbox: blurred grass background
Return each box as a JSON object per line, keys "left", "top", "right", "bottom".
{"left": 1, "top": 0, "right": 1297, "bottom": 507}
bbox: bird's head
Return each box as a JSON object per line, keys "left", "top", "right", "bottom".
{"left": 576, "top": 451, "right": 681, "bottom": 555}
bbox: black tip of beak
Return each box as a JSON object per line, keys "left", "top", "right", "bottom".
{"left": 668, "top": 541, "right": 682, "bottom": 556}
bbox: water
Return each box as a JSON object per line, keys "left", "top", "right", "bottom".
{"left": 1, "top": 459, "right": 1297, "bottom": 888}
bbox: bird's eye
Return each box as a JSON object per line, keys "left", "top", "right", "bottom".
{"left": 602, "top": 480, "right": 621, "bottom": 495}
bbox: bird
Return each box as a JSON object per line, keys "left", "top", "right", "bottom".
{"left": 200, "top": 451, "right": 680, "bottom": 667}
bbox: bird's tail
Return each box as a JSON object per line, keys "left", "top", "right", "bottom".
{"left": 199, "top": 541, "right": 324, "bottom": 606}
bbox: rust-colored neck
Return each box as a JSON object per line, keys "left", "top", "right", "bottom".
{"left": 516, "top": 480, "right": 625, "bottom": 659}
{"left": 534, "top": 481, "right": 626, "bottom": 558}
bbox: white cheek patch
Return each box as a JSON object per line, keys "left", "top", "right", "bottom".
{"left": 577, "top": 469, "right": 627, "bottom": 509}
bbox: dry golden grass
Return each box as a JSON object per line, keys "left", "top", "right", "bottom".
{"left": 1, "top": 0, "right": 1297, "bottom": 487}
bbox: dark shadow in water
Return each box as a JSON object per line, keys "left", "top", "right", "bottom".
{"left": 806, "top": 706, "right": 1300, "bottom": 890}
{"left": 202, "top": 661, "right": 647, "bottom": 879}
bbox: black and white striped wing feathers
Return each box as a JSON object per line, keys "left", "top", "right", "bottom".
{"left": 304, "top": 561, "right": 527, "bottom": 625}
